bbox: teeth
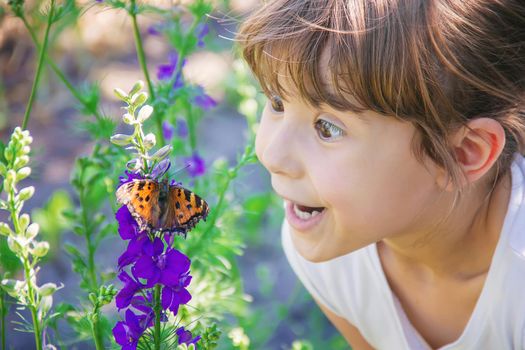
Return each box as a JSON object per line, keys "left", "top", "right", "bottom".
{"left": 293, "top": 203, "right": 322, "bottom": 220}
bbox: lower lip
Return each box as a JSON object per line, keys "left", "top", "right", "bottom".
{"left": 285, "top": 201, "right": 326, "bottom": 232}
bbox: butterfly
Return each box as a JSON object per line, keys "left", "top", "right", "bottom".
{"left": 116, "top": 178, "right": 210, "bottom": 237}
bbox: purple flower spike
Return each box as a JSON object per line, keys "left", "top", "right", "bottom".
{"left": 151, "top": 158, "right": 171, "bottom": 179}
{"left": 177, "top": 119, "right": 188, "bottom": 138}
{"left": 196, "top": 23, "right": 209, "bottom": 48}
{"left": 118, "top": 170, "right": 144, "bottom": 187}
{"left": 193, "top": 86, "right": 217, "bottom": 110}
{"left": 113, "top": 309, "right": 146, "bottom": 350}
{"left": 116, "top": 206, "right": 140, "bottom": 240}
{"left": 176, "top": 326, "right": 201, "bottom": 346}
{"left": 116, "top": 271, "right": 144, "bottom": 310}
{"left": 184, "top": 152, "right": 206, "bottom": 178}
{"left": 118, "top": 234, "right": 149, "bottom": 270}
{"left": 157, "top": 51, "right": 186, "bottom": 90}
{"left": 133, "top": 241, "right": 191, "bottom": 288}
{"left": 161, "top": 270, "right": 192, "bottom": 314}
{"left": 162, "top": 121, "right": 175, "bottom": 141}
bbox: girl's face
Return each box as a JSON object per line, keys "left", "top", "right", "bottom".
{"left": 255, "top": 82, "right": 448, "bottom": 262}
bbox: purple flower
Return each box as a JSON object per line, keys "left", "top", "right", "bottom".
{"left": 115, "top": 270, "right": 144, "bottom": 310}
{"left": 157, "top": 52, "right": 186, "bottom": 89}
{"left": 113, "top": 309, "right": 147, "bottom": 350}
{"left": 196, "top": 23, "right": 209, "bottom": 48}
{"left": 132, "top": 238, "right": 191, "bottom": 288}
{"left": 151, "top": 158, "right": 171, "bottom": 179}
{"left": 116, "top": 206, "right": 140, "bottom": 240}
{"left": 183, "top": 152, "right": 206, "bottom": 178}
{"left": 177, "top": 119, "right": 188, "bottom": 138}
{"left": 119, "top": 170, "right": 144, "bottom": 187}
{"left": 193, "top": 86, "right": 217, "bottom": 110}
{"left": 176, "top": 326, "right": 201, "bottom": 347}
{"left": 147, "top": 25, "right": 161, "bottom": 36}
{"left": 162, "top": 121, "right": 175, "bottom": 141}
{"left": 161, "top": 271, "right": 192, "bottom": 314}
{"left": 118, "top": 234, "right": 149, "bottom": 270}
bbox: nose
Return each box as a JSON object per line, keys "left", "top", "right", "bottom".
{"left": 257, "top": 120, "right": 303, "bottom": 179}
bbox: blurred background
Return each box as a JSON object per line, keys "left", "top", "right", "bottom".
{"left": 0, "top": 0, "right": 348, "bottom": 349}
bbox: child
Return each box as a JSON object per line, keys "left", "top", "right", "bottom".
{"left": 238, "top": 0, "right": 525, "bottom": 349}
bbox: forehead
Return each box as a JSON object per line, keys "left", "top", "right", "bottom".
{"left": 260, "top": 43, "right": 366, "bottom": 113}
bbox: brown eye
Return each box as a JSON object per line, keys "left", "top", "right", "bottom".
{"left": 314, "top": 119, "right": 345, "bottom": 141}
{"left": 269, "top": 95, "right": 284, "bottom": 113}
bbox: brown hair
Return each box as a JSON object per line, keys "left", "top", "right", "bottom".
{"left": 237, "top": 0, "right": 525, "bottom": 193}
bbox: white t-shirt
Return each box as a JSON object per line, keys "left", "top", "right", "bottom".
{"left": 282, "top": 154, "right": 525, "bottom": 350}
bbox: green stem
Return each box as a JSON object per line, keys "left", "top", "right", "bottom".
{"left": 91, "top": 310, "right": 104, "bottom": 350}
{"left": 22, "top": 0, "right": 55, "bottom": 130}
{"left": 23, "top": 258, "right": 42, "bottom": 350}
{"left": 129, "top": 0, "right": 164, "bottom": 146}
{"left": 154, "top": 284, "right": 161, "bottom": 350}
{"left": 20, "top": 16, "right": 104, "bottom": 121}
{"left": 1, "top": 290, "right": 6, "bottom": 350}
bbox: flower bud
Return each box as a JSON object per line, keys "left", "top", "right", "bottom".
{"left": 38, "top": 282, "right": 58, "bottom": 297}
{"left": 1, "top": 279, "right": 25, "bottom": 298}
{"left": 6, "top": 170, "right": 16, "bottom": 185}
{"left": 31, "top": 241, "right": 49, "bottom": 257}
{"left": 19, "top": 214, "right": 30, "bottom": 232}
{"left": 16, "top": 167, "right": 31, "bottom": 181}
{"left": 114, "top": 88, "right": 128, "bottom": 101}
{"left": 137, "top": 105, "right": 153, "bottom": 123}
{"left": 143, "top": 133, "right": 156, "bottom": 150}
{"left": 122, "top": 113, "right": 135, "bottom": 125}
{"left": 129, "top": 80, "right": 144, "bottom": 96}
{"left": 0, "top": 222, "right": 13, "bottom": 236}
{"left": 110, "top": 134, "right": 134, "bottom": 146}
{"left": 18, "top": 186, "right": 35, "bottom": 201}
{"left": 20, "top": 146, "right": 30, "bottom": 156}
{"left": 14, "top": 155, "right": 29, "bottom": 169}
{"left": 4, "top": 148, "right": 12, "bottom": 162}
{"left": 151, "top": 145, "right": 172, "bottom": 161}
{"left": 25, "top": 223, "right": 39, "bottom": 240}
{"left": 0, "top": 162, "right": 6, "bottom": 176}
{"left": 7, "top": 236, "right": 23, "bottom": 254}
{"left": 88, "top": 292, "right": 97, "bottom": 306}
{"left": 130, "top": 92, "right": 148, "bottom": 106}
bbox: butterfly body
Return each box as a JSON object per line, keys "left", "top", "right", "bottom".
{"left": 116, "top": 178, "right": 209, "bottom": 236}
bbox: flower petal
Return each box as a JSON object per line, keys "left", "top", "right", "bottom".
{"left": 112, "top": 322, "right": 128, "bottom": 345}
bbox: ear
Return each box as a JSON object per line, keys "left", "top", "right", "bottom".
{"left": 437, "top": 118, "right": 505, "bottom": 190}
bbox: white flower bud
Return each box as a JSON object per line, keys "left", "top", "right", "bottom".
{"left": 129, "top": 80, "right": 144, "bottom": 96}
{"left": 14, "top": 155, "right": 29, "bottom": 169}
{"left": 21, "top": 146, "right": 30, "bottom": 155}
{"left": 19, "top": 214, "right": 30, "bottom": 231}
{"left": 151, "top": 145, "right": 172, "bottom": 161}
{"left": 6, "top": 169, "right": 16, "bottom": 184}
{"left": 16, "top": 167, "right": 31, "bottom": 181}
{"left": 113, "top": 88, "right": 128, "bottom": 101}
{"left": 137, "top": 105, "right": 153, "bottom": 123}
{"left": 122, "top": 113, "right": 135, "bottom": 125}
{"left": 7, "top": 236, "right": 23, "bottom": 254}
{"left": 18, "top": 186, "right": 35, "bottom": 201}
{"left": 1, "top": 279, "right": 25, "bottom": 298}
{"left": 130, "top": 92, "right": 148, "bottom": 106}
{"left": 0, "top": 222, "right": 13, "bottom": 236}
{"left": 31, "top": 241, "right": 49, "bottom": 257}
{"left": 143, "top": 133, "right": 156, "bottom": 150}
{"left": 25, "top": 223, "right": 39, "bottom": 240}
{"left": 38, "top": 282, "right": 58, "bottom": 297}
{"left": 110, "top": 134, "right": 134, "bottom": 146}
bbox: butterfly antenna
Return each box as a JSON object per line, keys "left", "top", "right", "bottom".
{"left": 172, "top": 163, "right": 191, "bottom": 175}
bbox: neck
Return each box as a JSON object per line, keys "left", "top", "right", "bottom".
{"left": 380, "top": 172, "right": 512, "bottom": 283}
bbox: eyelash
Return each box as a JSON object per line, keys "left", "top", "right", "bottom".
{"left": 314, "top": 119, "right": 345, "bottom": 141}
{"left": 268, "top": 94, "right": 345, "bottom": 142}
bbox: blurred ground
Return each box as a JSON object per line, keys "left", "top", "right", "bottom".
{"left": 0, "top": 1, "right": 341, "bottom": 349}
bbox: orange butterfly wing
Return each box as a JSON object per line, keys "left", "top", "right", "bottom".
{"left": 116, "top": 179, "right": 161, "bottom": 231}
{"left": 161, "top": 185, "right": 210, "bottom": 235}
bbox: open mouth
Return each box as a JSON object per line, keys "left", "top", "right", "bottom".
{"left": 293, "top": 203, "right": 326, "bottom": 219}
